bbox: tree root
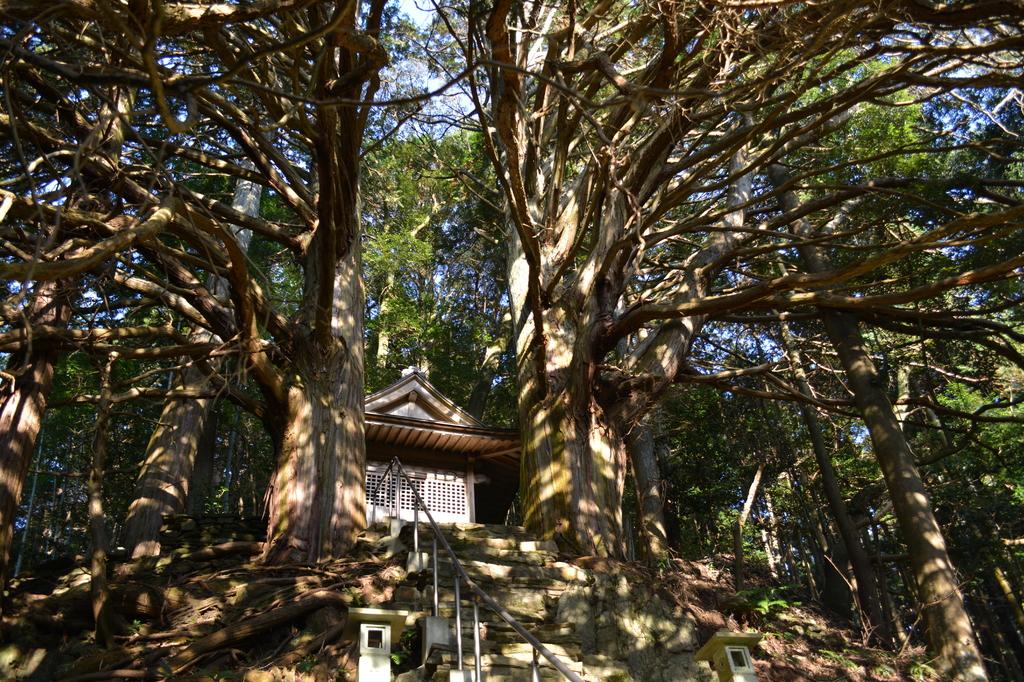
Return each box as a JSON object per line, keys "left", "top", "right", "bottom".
{"left": 163, "top": 589, "right": 351, "bottom": 674}
{"left": 177, "top": 541, "right": 262, "bottom": 562}
{"left": 277, "top": 619, "right": 347, "bottom": 667}
{"left": 61, "top": 669, "right": 154, "bottom": 681}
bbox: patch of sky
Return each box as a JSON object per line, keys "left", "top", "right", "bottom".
{"left": 399, "top": 0, "right": 433, "bottom": 28}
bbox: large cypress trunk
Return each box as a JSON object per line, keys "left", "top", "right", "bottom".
{"left": 123, "top": 377, "right": 212, "bottom": 556}
{"left": 263, "top": 238, "right": 366, "bottom": 564}
{"left": 123, "top": 177, "right": 260, "bottom": 557}
{"left": 0, "top": 280, "right": 71, "bottom": 590}
{"left": 508, "top": 233, "right": 627, "bottom": 557}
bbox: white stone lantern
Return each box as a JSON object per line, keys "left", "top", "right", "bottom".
{"left": 695, "top": 630, "right": 762, "bottom": 682}
{"left": 343, "top": 607, "right": 414, "bottom": 682}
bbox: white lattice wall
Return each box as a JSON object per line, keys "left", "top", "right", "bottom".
{"left": 366, "top": 462, "right": 470, "bottom": 524}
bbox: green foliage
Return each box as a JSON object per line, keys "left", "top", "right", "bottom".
{"left": 735, "top": 587, "right": 799, "bottom": 618}
{"left": 819, "top": 649, "right": 858, "bottom": 671}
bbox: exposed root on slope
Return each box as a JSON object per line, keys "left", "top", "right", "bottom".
{"left": 2, "top": 528, "right": 408, "bottom": 681}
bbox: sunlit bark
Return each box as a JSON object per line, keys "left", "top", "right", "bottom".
{"left": 264, "top": 240, "right": 366, "bottom": 563}
{"left": 734, "top": 462, "right": 764, "bottom": 591}
{"left": 124, "top": 177, "right": 260, "bottom": 558}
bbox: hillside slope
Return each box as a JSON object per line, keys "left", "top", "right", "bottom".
{"left": 1, "top": 517, "right": 933, "bottom": 681}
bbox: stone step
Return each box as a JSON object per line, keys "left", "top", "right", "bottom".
{"left": 438, "top": 536, "right": 558, "bottom": 553}
{"left": 428, "top": 663, "right": 565, "bottom": 679}
{"left": 431, "top": 557, "right": 585, "bottom": 584}
{"left": 389, "top": 601, "right": 548, "bottom": 624}
{"left": 438, "top": 651, "right": 584, "bottom": 674}
{"left": 581, "top": 654, "right": 634, "bottom": 681}
{"left": 491, "top": 641, "right": 580, "bottom": 659}
{"left": 484, "top": 621, "right": 578, "bottom": 644}
{"left": 444, "top": 546, "right": 558, "bottom": 565}
{"left": 396, "top": 578, "right": 568, "bottom": 600}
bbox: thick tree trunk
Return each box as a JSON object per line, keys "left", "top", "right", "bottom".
{"left": 507, "top": 229, "right": 627, "bottom": 556}
{"left": 123, "top": 177, "right": 260, "bottom": 557}
{"left": 626, "top": 419, "right": 670, "bottom": 561}
{"left": 770, "top": 164, "right": 986, "bottom": 678}
{"left": 263, "top": 242, "right": 366, "bottom": 563}
{"left": 0, "top": 280, "right": 71, "bottom": 593}
{"left": 123, "top": 370, "right": 212, "bottom": 557}
{"left": 187, "top": 411, "right": 218, "bottom": 515}
{"left": 734, "top": 462, "right": 764, "bottom": 591}
{"left": 780, "top": 317, "right": 891, "bottom": 644}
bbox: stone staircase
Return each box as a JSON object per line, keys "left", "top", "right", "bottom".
{"left": 384, "top": 523, "right": 713, "bottom": 682}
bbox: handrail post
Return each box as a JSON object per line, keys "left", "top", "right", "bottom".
{"left": 392, "top": 465, "right": 398, "bottom": 519}
{"left": 391, "top": 456, "right": 584, "bottom": 682}
{"left": 432, "top": 535, "right": 439, "bottom": 617}
{"left": 473, "top": 597, "right": 482, "bottom": 682}
{"left": 414, "top": 503, "right": 420, "bottom": 572}
{"left": 454, "top": 574, "right": 464, "bottom": 671}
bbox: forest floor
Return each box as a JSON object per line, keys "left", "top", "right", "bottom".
{"left": 654, "top": 554, "right": 931, "bottom": 682}
{"left": 0, "top": 522, "right": 934, "bottom": 681}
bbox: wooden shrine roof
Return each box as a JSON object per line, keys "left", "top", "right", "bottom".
{"left": 364, "top": 368, "right": 520, "bottom": 470}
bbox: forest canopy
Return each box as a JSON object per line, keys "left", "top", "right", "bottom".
{"left": 1, "top": 0, "right": 1023, "bottom": 680}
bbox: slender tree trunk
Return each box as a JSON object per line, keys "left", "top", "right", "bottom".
{"left": 88, "top": 357, "right": 124, "bottom": 646}
{"left": 467, "top": 325, "right": 507, "bottom": 420}
{"left": 996, "top": 565, "right": 1024, "bottom": 637}
{"left": 734, "top": 462, "right": 764, "bottom": 591}
{"left": 760, "top": 491, "right": 781, "bottom": 579}
{"left": 780, "top": 316, "right": 890, "bottom": 644}
{"left": 979, "top": 596, "right": 1024, "bottom": 682}
{"left": 13, "top": 444, "right": 41, "bottom": 577}
{"left": 771, "top": 165, "right": 986, "bottom": 678}
{"left": 375, "top": 270, "right": 395, "bottom": 368}
{"left": 123, "top": 177, "right": 260, "bottom": 557}
{"left": 626, "top": 419, "right": 670, "bottom": 561}
{"left": 222, "top": 405, "right": 242, "bottom": 513}
{"left": 0, "top": 280, "right": 71, "bottom": 595}
{"left": 823, "top": 313, "right": 985, "bottom": 678}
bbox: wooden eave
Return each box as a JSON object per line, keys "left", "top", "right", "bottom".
{"left": 365, "top": 412, "right": 519, "bottom": 456}
{"left": 363, "top": 370, "right": 521, "bottom": 474}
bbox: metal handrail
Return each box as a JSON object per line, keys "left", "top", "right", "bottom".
{"left": 372, "top": 456, "right": 583, "bottom": 682}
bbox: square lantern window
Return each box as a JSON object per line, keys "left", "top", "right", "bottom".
{"left": 361, "top": 624, "right": 390, "bottom": 654}
{"left": 725, "top": 645, "right": 754, "bottom": 673}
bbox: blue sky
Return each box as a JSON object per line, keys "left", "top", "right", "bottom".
{"left": 399, "top": 0, "right": 433, "bottom": 27}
